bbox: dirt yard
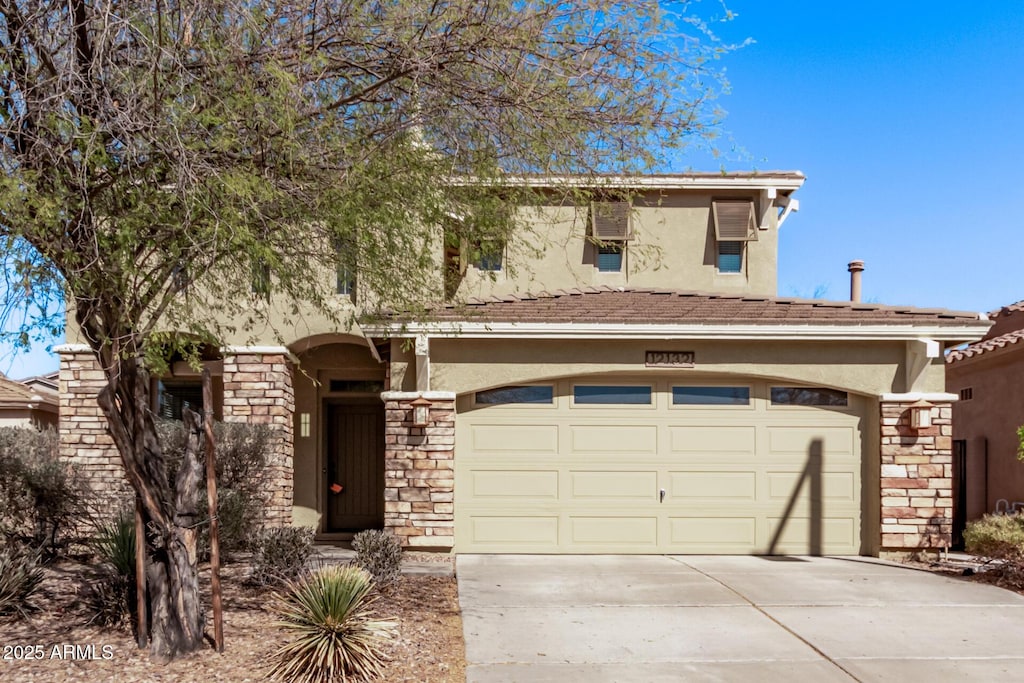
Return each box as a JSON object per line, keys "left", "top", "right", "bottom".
{"left": 0, "top": 560, "right": 465, "bottom": 682}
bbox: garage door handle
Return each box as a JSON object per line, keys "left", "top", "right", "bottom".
{"left": 659, "top": 488, "right": 666, "bottom": 503}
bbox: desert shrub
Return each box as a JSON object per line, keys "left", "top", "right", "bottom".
{"left": 157, "top": 418, "right": 271, "bottom": 558}
{"left": 964, "top": 513, "right": 1024, "bottom": 568}
{"left": 0, "top": 427, "right": 81, "bottom": 553}
{"left": 250, "top": 526, "right": 315, "bottom": 587}
{"left": 352, "top": 529, "right": 403, "bottom": 588}
{"left": 267, "top": 565, "right": 395, "bottom": 683}
{"left": 0, "top": 542, "right": 44, "bottom": 618}
{"left": 85, "top": 511, "right": 137, "bottom": 629}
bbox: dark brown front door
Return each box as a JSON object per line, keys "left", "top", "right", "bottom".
{"left": 326, "top": 401, "right": 385, "bottom": 531}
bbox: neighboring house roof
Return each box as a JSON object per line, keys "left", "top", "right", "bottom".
{"left": 947, "top": 299, "right": 1024, "bottom": 363}
{"left": 0, "top": 375, "right": 58, "bottom": 412}
{"left": 20, "top": 371, "right": 59, "bottom": 393}
{"left": 371, "top": 287, "right": 989, "bottom": 340}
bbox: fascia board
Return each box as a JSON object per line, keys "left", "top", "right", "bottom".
{"left": 450, "top": 175, "right": 806, "bottom": 192}
{"left": 361, "top": 322, "right": 989, "bottom": 342}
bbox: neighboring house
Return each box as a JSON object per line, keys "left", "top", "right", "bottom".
{"left": 57, "top": 172, "right": 991, "bottom": 556}
{"left": 0, "top": 373, "right": 58, "bottom": 430}
{"left": 946, "top": 301, "right": 1024, "bottom": 533}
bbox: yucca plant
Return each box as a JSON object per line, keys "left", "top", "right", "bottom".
{"left": 92, "top": 512, "right": 137, "bottom": 577}
{"left": 0, "top": 543, "right": 45, "bottom": 617}
{"left": 268, "top": 565, "right": 396, "bottom": 683}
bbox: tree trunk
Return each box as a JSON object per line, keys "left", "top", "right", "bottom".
{"left": 96, "top": 358, "right": 206, "bottom": 661}
{"left": 147, "top": 408, "right": 206, "bottom": 661}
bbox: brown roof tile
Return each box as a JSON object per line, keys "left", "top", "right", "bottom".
{"left": 948, "top": 299, "right": 1024, "bottom": 363}
{"left": 388, "top": 287, "right": 986, "bottom": 327}
{"left": 0, "top": 376, "right": 57, "bottom": 407}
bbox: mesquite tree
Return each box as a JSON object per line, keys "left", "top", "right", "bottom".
{"left": 0, "top": 0, "right": 736, "bottom": 659}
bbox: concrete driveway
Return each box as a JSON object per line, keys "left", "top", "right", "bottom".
{"left": 457, "top": 555, "right": 1024, "bottom": 682}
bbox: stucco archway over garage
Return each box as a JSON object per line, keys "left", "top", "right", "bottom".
{"left": 455, "top": 376, "right": 867, "bottom": 554}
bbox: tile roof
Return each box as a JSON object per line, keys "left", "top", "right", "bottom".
{"left": 388, "top": 287, "right": 985, "bottom": 326}
{"left": 0, "top": 375, "right": 57, "bottom": 407}
{"left": 948, "top": 299, "right": 1024, "bottom": 363}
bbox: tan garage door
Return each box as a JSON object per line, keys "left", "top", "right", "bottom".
{"left": 455, "top": 378, "right": 864, "bottom": 554}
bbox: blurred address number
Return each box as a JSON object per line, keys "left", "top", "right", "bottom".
{"left": 645, "top": 351, "right": 695, "bottom": 368}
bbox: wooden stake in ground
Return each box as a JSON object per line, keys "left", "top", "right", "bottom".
{"left": 135, "top": 496, "right": 148, "bottom": 648}
{"left": 203, "top": 368, "right": 224, "bottom": 652}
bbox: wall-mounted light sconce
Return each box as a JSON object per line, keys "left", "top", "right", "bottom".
{"left": 300, "top": 413, "right": 311, "bottom": 438}
{"left": 909, "top": 399, "right": 934, "bottom": 430}
{"left": 410, "top": 396, "right": 432, "bottom": 427}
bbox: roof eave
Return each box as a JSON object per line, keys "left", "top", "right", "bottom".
{"left": 361, "top": 321, "right": 990, "bottom": 342}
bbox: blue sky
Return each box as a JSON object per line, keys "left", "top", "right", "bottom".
{"left": 3, "top": 1, "right": 1020, "bottom": 378}
{"left": 679, "top": 1, "right": 1024, "bottom": 311}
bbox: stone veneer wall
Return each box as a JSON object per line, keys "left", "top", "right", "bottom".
{"left": 59, "top": 348, "right": 295, "bottom": 528}
{"left": 382, "top": 392, "right": 455, "bottom": 549}
{"left": 58, "top": 351, "right": 130, "bottom": 510}
{"left": 222, "top": 352, "right": 295, "bottom": 527}
{"left": 879, "top": 399, "right": 954, "bottom": 552}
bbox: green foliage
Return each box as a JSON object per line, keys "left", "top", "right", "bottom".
{"left": 92, "top": 512, "right": 137, "bottom": 579}
{"left": 157, "top": 419, "right": 270, "bottom": 558}
{"left": 267, "top": 565, "right": 396, "bottom": 683}
{"left": 1017, "top": 425, "right": 1024, "bottom": 461}
{"left": 250, "top": 527, "right": 316, "bottom": 587}
{"left": 352, "top": 530, "right": 404, "bottom": 589}
{"left": 0, "top": 427, "right": 81, "bottom": 554}
{"left": 85, "top": 511, "right": 138, "bottom": 629}
{"left": 0, "top": 543, "right": 44, "bottom": 618}
{"left": 964, "top": 513, "right": 1024, "bottom": 565}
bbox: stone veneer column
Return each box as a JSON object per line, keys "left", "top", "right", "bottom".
{"left": 58, "top": 348, "right": 130, "bottom": 511}
{"left": 222, "top": 351, "right": 295, "bottom": 527}
{"left": 381, "top": 392, "right": 455, "bottom": 549}
{"left": 879, "top": 397, "right": 954, "bottom": 553}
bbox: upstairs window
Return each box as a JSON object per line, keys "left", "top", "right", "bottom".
{"left": 335, "top": 238, "right": 356, "bottom": 297}
{"left": 474, "top": 239, "right": 504, "bottom": 272}
{"left": 251, "top": 260, "right": 271, "bottom": 299}
{"left": 597, "top": 244, "right": 623, "bottom": 272}
{"left": 718, "top": 241, "right": 743, "bottom": 273}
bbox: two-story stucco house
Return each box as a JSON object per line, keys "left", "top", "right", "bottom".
{"left": 57, "top": 171, "right": 991, "bottom": 556}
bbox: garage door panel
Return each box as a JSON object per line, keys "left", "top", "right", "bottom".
{"left": 471, "top": 470, "right": 559, "bottom": 499}
{"left": 766, "top": 471, "right": 857, "bottom": 501}
{"left": 766, "top": 517, "right": 858, "bottom": 554}
{"left": 570, "top": 425, "right": 657, "bottom": 453}
{"left": 571, "top": 470, "right": 657, "bottom": 499}
{"left": 767, "top": 426, "right": 855, "bottom": 456}
{"left": 669, "top": 426, "right": 756, "bottom": 454}
{"left": 570, "top": 516, "right": 658, "bottom": 545}
{"left": 472, "top": 424, "right": 558, "bottom": 453}
{"left": 669, "top": 471, "right": 757, "bottom": 500}
{"left": 470, "top": 516, "right": 559, "bottom": 546}
{"left": 668, "top": 517, "right": 757, "bottom": 547}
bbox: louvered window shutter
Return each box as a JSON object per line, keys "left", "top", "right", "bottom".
{"left": 590, "top": 202, "right": 632, "bottom": 241}
{"left": 712, "top": 199, "right": 757, "bottom": 241}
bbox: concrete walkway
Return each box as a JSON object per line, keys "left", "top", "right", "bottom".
{"left": 457, "top": 555, "right": 1024, "bottom": 682}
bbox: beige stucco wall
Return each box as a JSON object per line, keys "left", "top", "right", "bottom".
{"left": 63, "top": 187, "right": 784, "bottom": 350}
{"left": 392, "top": 338, "right": 946, "bottom": 398}
{"left": 456, "top": 190, "right": 779, "bottom": 299}
{"left": 947, "top": 349, "right": 1024, "bottom": 518}
{"left": 0, "top": 409, "right": 57, "bottom": 431}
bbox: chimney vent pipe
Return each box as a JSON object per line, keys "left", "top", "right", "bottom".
{"left": 848, "top": 260, "right": 865, "bottom": 303}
